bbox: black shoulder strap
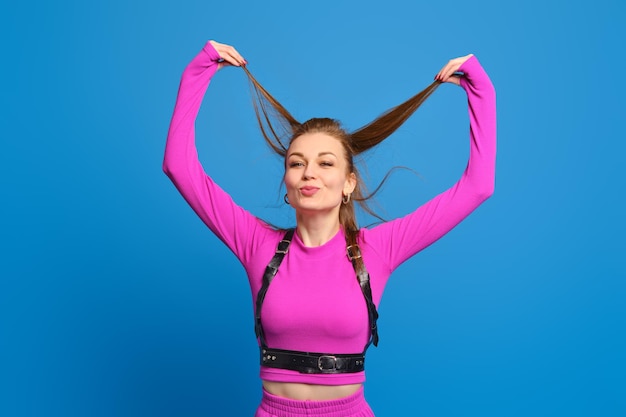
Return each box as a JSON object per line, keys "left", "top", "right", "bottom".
{"left": 254, "top": 229, "right": 294, "bottom": 348}
{"left": 254, "top": 229, "right": 380, "bottom": 351}
{"left": 347, "top": 244, "right": 380, "bottom": 349}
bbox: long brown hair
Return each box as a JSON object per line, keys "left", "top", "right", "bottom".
{"left": 241, "top": 66, "right": 441, "bottom": 269}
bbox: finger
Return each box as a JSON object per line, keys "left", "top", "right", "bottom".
{"left": 222, "top": 45, "right": 246, "bottom": 66}
{"left": 217, "top": 61, "right": 233, "bottom": 71}
{"left": 221, "top": 51, "right": 243, "bottom": 67}
{"left": 232, "top": 49, "right": 247, "bottom": 66}
{"left": 443, "top": 74, "right": 461, "bottom": 86}
{"left": 435, "top": 64, "right": 453, "bottom": 82}
{"left": 442, "top": 68, "right": 457, "bottom": 81}
{"left": 435, "top": 64, "right": 446, "bottom": 81}
{"left": 442, "top": 60, "right": 461, "bottom": 79}
{"left": 209, "top": 40, "right": 246, "bottom": 66}
{"left": 437, "top": 60, "right": 458, "bottom": 81}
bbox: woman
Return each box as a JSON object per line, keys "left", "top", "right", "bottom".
{"left": 163, "top": 40, "right": 496, "bottom": 416}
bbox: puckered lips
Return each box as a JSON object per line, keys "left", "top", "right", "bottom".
{"left": 299, "top": 186, "right": 320, "bottom": 197}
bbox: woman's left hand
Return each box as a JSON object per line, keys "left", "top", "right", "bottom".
{"left": 208, "top": 40, "right": 247, "bottom": 70}
{"left": 435, "top": 54, "right": 474, "bottom": 85}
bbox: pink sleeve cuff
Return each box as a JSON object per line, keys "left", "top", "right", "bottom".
{"left": 202, "top": 41, "right": 221, "bottom": 62}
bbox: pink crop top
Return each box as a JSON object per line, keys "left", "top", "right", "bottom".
{"left": 163, "top": 42, "right": 496, "bottom": 385}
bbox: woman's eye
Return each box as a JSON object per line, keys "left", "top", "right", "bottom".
{"left": 289, "top": 161, "right": 304, "bottom": 168}
{"left": 320, "top": 161, "right": 334, "bottom": 167}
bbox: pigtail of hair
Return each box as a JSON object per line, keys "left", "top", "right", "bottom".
{"left": 350, "top": 81, "right": 441, "bottom": 154}
{"left": 242, "top": 66, "right": 300, "bottom": 157}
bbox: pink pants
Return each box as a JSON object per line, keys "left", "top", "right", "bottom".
{"left": 255, "top": 387, "right": 375, "bottom": 417}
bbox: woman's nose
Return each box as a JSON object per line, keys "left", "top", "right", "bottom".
{"left": 303, "top": 165, "right": 316, "bottom": 179}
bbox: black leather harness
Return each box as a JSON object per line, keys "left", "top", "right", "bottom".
{"left": 254, "top": 229, "right": 379, "bottom": 374}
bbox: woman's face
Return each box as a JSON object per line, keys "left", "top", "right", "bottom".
{"left": 284, "top": 132, "right": 356, "bottom": 216}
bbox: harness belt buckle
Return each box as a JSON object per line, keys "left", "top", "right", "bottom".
{"left": 318, "top": 355, "right": 338, "bottom": 371}
{"left": 276, "top": 239, "right": 291, "bottom": 254}
{"left": 346, "top": 245, "right": 362, "bottom": 261}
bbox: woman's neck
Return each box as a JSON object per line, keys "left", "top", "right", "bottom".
{"left": 295, "top": 211, "right": 341, "bottom": 247}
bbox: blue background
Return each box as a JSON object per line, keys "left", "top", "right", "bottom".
{"left": 2, "top": 0, "right": 624, "bottom": 416}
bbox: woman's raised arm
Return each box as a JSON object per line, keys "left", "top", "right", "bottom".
{"left": 163, "top": 41, "right": 265, "bottom": 262}
{"left": 366, "top": 54, "right": 497, "bottom": 271}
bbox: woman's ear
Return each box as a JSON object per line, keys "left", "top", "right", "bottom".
{"left": 344, "top": 172, "right": 357, "bottom": 195}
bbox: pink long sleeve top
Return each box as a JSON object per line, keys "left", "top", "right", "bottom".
{"left": 163, "top": 42, "right": 496, "bottom": 385}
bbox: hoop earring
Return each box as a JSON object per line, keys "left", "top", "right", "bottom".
{"left": 342, "top": 193, "right": 351, "bottom": 204}
{"left": 284, "top": 193, "right": 290, "bottom": 205}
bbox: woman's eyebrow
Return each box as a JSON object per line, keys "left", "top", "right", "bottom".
{"left": 287, "top": 151, "right": 337, "bottom": 158}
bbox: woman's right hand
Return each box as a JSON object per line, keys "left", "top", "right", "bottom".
{"left": 434, "top": 54, "right": 474, "bottom": 85}
{"left": 209, "top": 40, "right": 247, "bottom": 70}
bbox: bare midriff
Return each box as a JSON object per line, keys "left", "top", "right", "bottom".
{"left": 262, "top": 381, "right": 362, "bottom": 401}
